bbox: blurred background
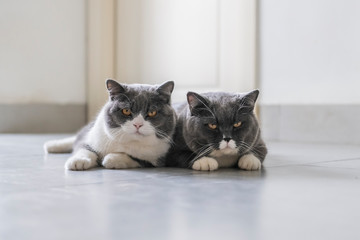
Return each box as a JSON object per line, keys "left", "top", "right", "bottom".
{"left": 0, "top": 0, "right": 359, "bottom": 144}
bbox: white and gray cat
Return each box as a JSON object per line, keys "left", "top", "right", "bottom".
{"left": 165, "top": 90, "right": 267, "bottom": 171}
{"left": 44, "top": 79, "right": 176, "bottom": 170}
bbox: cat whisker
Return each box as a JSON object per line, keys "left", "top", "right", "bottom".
{"left": 151, "top": 123, "right": 175, "bottom": 145}
{"left": 194, "top": 142, "right": 214, "bottom": 152}
{"left": 184, "top": 143, "right": 214, "bottom": 164}
{"left": 192, "top": 149, "right": 210, "bottom": 162}
{"left": 237, "top": 141, "right": 252, "bottom": 151}
{"left": 190, "top": 147, "right": 214, "bottom": 166}
{"left": 192, "top": 142, "right": 217, "bottom": 161}
{"left": 156, "top": 130, "right": 175, "bottom": 146}
{"left": 237, "top": 139, "right": 265, "bottom": 159}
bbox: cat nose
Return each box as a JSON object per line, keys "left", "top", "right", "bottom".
{"left": 133, "top": 123, "right": 143, "bottom": 129}
{"left": 223, "top": 138, "right": 231, "bottom": 142}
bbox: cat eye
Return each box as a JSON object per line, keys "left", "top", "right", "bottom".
{"left": 148, "top": 110, "right": 157, "bottom": 117}
{"left": 233, "top": 121, "right": 242, "bottom": 128}
{"left": 122, "top": 108, "right": 131, "bottom": 116}
{"left": 208, "top": 123, "right": 217, "bottom": 130}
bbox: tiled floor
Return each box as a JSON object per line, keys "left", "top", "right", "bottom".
{"left": 1, "top": 134, "right": 360, "bottom": 240}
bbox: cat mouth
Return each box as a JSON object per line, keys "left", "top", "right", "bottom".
{"left": 133, "top": 129, "right": 153, "bottom": 137}
{"left": 134, "top": 131, "right": 145, "bottom": 136}
{"left": 219, "top": 144, "right": 236, "bottom": 150}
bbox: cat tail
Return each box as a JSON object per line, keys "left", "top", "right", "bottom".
{"left": 43, "top": 136, "right": 76, "bottom": 153}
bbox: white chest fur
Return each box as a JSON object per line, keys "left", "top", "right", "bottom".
{"left": 209, "top": 150, "right": 239, "bottom": 167}
{"left": 85, "top": 110, "right": 170, "bottom": 166}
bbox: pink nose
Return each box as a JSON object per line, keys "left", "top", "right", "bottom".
{"left": 133, "top": 123, "right": 143, "bottom": 129}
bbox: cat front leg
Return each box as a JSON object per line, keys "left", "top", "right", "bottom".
{"left": 192, "top": 157, "right": 219, "bottom": 171}
{"left": 65, "top": 148, "right": 98, "bottom": 170}
{"left": 102, "top": 153, "right": 141, "bottom": 169}
{"left": 238, "top": 154, "right": 262, "bottom": 171}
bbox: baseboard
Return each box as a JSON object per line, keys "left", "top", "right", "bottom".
{"left": 0, "top": 104, "right": 86, "bottom": 133}
{"left": 260, "top": 104, "right": 360, "bottom": 144}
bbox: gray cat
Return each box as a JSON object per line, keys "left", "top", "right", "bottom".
{"left": 165, "top": 90, "right": 267, "bottom": 171}
{"left": 44, "top": 79, "right": 176, "bottom": 170}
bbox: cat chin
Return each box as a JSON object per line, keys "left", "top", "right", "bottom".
{"left": 124, "top": 132, "right": 155, "bottom": 141}
{"left": 212, "top": 148, "right": 238, "bottom": 156}
{"left": 125, "top": 130, "right": 152, "bottom": 136}
{"left": 223, "top": 148, "right": 238, "bottom": 155}
{"left": 209, "top": 149, "right": 239, "bottom": 168}
{"left": 105, "top": 127, "right": 153, "bottom": 142}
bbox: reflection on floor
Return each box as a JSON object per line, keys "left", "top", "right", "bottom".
{"left": 1, "top": 134, "right": 359, "bottom": 240}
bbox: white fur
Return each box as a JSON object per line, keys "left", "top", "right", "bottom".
{"left": 79, "top": 107, "right": 170, "bottom": 169}
{"left": 209, "top": 150, "right": 239, "bottom": 168}
{"left": 209, "top": 139, "right": 239, "bottom": 168}
{"left": 44, "top": 136, "right": 76, "bottom": 153}
{"left": 120, "top": 114, "right": 155, "bottom": 136}
{"left": 102, "top": 153, "right": 141, "bottom": 169}
{"left": 238, "top": 154, "right": 261, "bottom": 171}
{"left": 65, "top": 148, "right": 98, "bottom": 170}
{"left": 218, "top": 139, "right": 237, "bottom": 151}
{"left": 192, "top": 157, "right": 219, "bottom": 171}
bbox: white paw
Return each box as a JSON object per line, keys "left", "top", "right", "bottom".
{"left": 192, "top": 157, "right": 219, "bottom": 171}
{"left": 65, "top": 156, "right": 93, "bottom": 170}
{"left": 102, "top": 153, "right": 141, "bottom": 169}
{"left": 238, "top": 154, "right": 262, "bottom": 171}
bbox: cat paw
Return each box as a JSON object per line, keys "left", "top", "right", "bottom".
{"left": 65, "top": 156, "right": 93, "bottom": 170}
{"left": 192, "top": 157, "right": 219, "bottom": 171}
{"left": 238, "top": 154, "right": 262, "bottom": 171}
{"left": 102, "top": 153, "right": 141, "bottom": 169}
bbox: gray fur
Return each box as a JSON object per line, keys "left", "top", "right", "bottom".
{"left": 73, "top": 80, "right": 176, "bottom": 167}
{"left": 165, "top": 90, "right": 267, "bottom": 168}
{"left": 103, "top": 80, "right": 175, "bottom": 135}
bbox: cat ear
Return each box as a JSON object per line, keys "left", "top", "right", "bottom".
{"left": 106, "top": 79, "right": 126, "bottom": 99}
{"left": 156, "top": 81, "right": 174, "bottom": 103}
{"left": 239, "top": 89, "right": 259, "bottom": 112}
{"left": 157, "top": 81, "right": 174, "bottom": 95}
{"left": 187, "top": 92, "right": 210, "bottom": 113}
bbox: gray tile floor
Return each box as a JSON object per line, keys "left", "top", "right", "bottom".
{"left": 1, "top": 134, "right": 360, "bottom": 240}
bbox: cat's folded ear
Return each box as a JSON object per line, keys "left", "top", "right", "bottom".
{"left": 239, "top": 89, "right": 260, "bottom": 112}
{"left": 156, "top": 81, "right": 175, "bottom": 103}
{"left": 187, "top": 92, "right": 210, "bottom": 115}
{"left": 106, "top": 79, "right": 126, "bottom": 100}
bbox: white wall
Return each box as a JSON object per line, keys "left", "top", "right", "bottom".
{"left": 0, "top": 0, "right": 86, "bottom": 105}
{"left": 116, "top": 0, "right": 257, "bottom": 103}
{"left": 260, "top": 0, "right": 360, "bottom": 105}
{"left": 117, "top": 0, "right": 219, "bottom": 87}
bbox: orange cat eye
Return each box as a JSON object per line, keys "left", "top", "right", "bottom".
{"left": 233, "top": 121, "right": 242, "bottom": 128}
{"left": 122, "top": 108, "right": 131, "bottom": 116}
{"left": 208, "top": 123, "right": 217, "bottom": 130}
{"left": 148, "top": 110, "right": 157, "bottom": 117}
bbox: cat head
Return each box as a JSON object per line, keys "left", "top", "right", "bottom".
{"left": 104, "top": 79, "right": 176, "bottom": 142}
{"left": 184, "top": 90, "right": 260, "bottom": 156}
